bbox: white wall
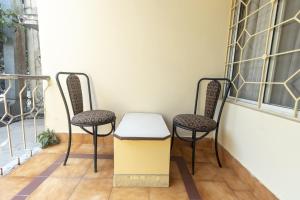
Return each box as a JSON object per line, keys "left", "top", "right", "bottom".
{"left": 37, "top": 0, "right": 231, "bottom": 132}
{"left": 221, "top": 103, "right": 300, "bottom": 200}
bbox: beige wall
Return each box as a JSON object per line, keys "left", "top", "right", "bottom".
{"left": 37, "top": 0, "right": 231, "bottom": 132}
{"left": 221, "top": 103, "right": 300, "bottom": 200}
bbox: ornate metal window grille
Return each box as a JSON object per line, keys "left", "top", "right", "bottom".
{"left": 225, "top": 0, "right": 300, "bottom": 120}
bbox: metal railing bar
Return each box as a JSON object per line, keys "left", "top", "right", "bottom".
{"left": 0, "top": 74, "right": 50, "bottom": 80}
{"left": 19, "top": 80, "right": 27, "bottom": 150}
{"left": 0, "top": 75, "right": 50, "bottom": 173}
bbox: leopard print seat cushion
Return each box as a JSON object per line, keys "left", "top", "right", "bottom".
{"left": 173, "top": 114, "right": 217, "bottom": 132}
{"left": 71, "top": 110, "right": 115, "bottom": 127}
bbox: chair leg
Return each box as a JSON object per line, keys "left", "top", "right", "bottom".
{"left": 113, "top": 120, "right": 116, "bottom": 132}
{"left": 171, "top": 124, "right": 176, "bottom": 150}
{"left": 191, "top": 131, "right": 196, "bottom": 175}
{"left": 63, "top": 125, "right": 72, "bottom": 166}
{"left": 215, "top": 127, "right": 222, "bottom": 168}
{"left": 93, "top": 126, "right": 98, "bottom": 172}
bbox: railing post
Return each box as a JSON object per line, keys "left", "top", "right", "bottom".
{"left": 0, "top": 74, "right": 50, "bottom": 175}
{"left": 3, "top": 79, "right": 13, "bottom": 157}
{"left": 19, "top": 80, "right": 27, "bottom": 150}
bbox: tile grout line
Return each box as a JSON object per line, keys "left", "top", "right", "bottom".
{"left": 12, "top": 153, "right": 201, "bottom": 200}
{"left": 66, "top": 153, "right": 112, "bottom": 199}
{"left": 106, "top": 185, "right": 114, "bottom": 200}
{"left": 11, "top": 154, "right": 65, "bottom": 200}
{"left": 66, "top": 161, "right": 91, "bottom": 200}
{"left": 11, "top": 154, "right": 113, "bottom": 200}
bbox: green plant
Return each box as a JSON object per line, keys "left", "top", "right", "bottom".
{"left": 0, "top": 5, "right": 21, "bottom": 72}
{"left": 0, "top": 5, "right": 19, "bottom": 42}
{"left": 37, "top": 129, "right": 60, "bottom": 149}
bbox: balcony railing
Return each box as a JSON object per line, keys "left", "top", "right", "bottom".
{"left": 0, "top": 74, "right": 50, "bottom": 175}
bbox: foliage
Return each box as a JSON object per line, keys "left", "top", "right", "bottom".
{"left": 37, "top": 129, "right": 60, "bottom": 149}
{"left": 0, "top": 5, "right": 19, "bottom": 42}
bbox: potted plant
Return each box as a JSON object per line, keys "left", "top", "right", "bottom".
{"left": 37, "top": 129, "right": 60, "bottom": 149}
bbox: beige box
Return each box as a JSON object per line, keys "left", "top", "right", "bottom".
{"left": 113, "top": 113, "right": 171, "bottom": 187}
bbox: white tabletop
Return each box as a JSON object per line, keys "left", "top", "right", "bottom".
{"left": 114, "top": 113, "right": 170, "bottom": 140}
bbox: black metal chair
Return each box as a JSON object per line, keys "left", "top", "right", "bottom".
{"left": 56, "top": 72, "right": 116, "bottom": 172}
{"left": 171, "top": 78, "right": 231, "bottom": 175}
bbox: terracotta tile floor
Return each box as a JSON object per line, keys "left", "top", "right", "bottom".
{"left": 0, "top": 139, "right": 259, "bottom": 200}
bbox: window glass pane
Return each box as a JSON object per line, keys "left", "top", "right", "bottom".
{"left": 238, "top": 84, "right": 260, "bottom": 101}
{"left": 233, "top": 2, "right": 247, "bottom": 62}
{"left": 236, "top": 2, "right": 247, "bottom": 37}
{"left": 229, "top": 0, "right": 272, "bottom": 102}
{"left": 266, "top": 85, "right": 295, "bottom": 108}
{"left": 234, "top": 75, "right": 244, "bottom": 91}
{"left": 230, "top": 64, "right": 241, "bottom": 97}
{"left": 280, "top": 0, "right": 300, "bottom": 21}
{"left": 246, "top": 2, "right": 272, "bottom": 35}
{"left": 247, "top": 0, "right": 271, "bottom": 15}
{"left": 230, "top": 63, "right": 261, "bottom": 101}
{"left": 240, "top": 60, "right": 263, "bottom": 82}
{"left": 237, "top": 30, "right": 250, "bottom": 49}
{"left": 264, "top": 0, "right": 300, "bottom": 109}
{"left": 242, "top": 32, "right": 267, "bottom": 60}
{"left": 268, "top": 52, "right": 300, "bottom": 82}
{"left": 272, "top": 22, "right": 300, "bottom": 53}
{"left": 234, "top": 44, "right": 243, "bottom": 62}
{"left": 240, "top": 2, "right": 272, "bottom": 61}
{"left": 286, "top": 73, "right": 300, "bottom": 99}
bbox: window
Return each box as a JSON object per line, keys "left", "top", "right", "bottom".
{"left": 226, "top": 0, "right": 300, "bottom": 119}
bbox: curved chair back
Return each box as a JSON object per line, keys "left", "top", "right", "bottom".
{"left": 56, "top": 72, "right": 93, "bottom": 124}
{"left": 66, "top": 75, "right": 84, "bottom": 115}
{"left": 204, "top": 80, "right": 221, "bottom": 119}
{"left": 194, "top": 78, "right": 232, "bottom": 124}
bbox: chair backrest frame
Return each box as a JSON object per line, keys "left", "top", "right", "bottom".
{"left": 194, "top": 78, "right": 232, "bottom": 125}
{"left": 56, "top": 72, "right": 93, "bottom": 125}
